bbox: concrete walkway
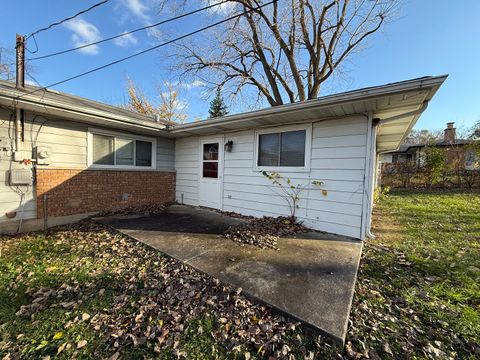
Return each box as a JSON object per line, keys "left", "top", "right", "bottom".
{"left": 99, "top": 205, "right": 363, "bottom": 343}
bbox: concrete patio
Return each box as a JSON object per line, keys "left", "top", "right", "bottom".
{"left": 99, "top": 205, "right": 363, "bottom": 343}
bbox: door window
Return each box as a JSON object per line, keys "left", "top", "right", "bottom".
{"left": 202, "top": 143, "right": 219, "bottom": 178}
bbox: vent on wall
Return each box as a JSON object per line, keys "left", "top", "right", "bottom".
{"left": 9, "top": 169, "right": 33, "bottom": 185}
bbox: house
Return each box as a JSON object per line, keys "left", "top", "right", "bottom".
{"left": 380, "top": 122, "right": 478, "bottom": 169}
{"left": 0, "top": 75, "right": 447, "bottom": 239}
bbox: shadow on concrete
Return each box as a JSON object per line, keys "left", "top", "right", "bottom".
{"left": 100, "top": 205, "right": 244, "bottom": 235}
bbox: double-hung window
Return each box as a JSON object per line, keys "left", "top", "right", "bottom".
{"left": 255, "top": 125, "right": 311, "bottom": 171}
{"left": 88, "top": 129, "right": 156, "bottom": 169}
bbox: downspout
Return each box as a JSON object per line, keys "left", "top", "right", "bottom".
{"left": 365, "top": 118, "right": 378, "bottom": 239}
{"left": 14, "top": 107, "right": 22, "bottom": 154}
{"left": 361, "top": 112, "right": 377, "bottom": 240}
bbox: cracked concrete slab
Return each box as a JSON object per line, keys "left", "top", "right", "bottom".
{"left": 100, "top": 205, "right": 362, "bottom": 343}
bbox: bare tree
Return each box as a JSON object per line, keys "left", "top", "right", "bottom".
{"left": 403, "top": 129, "right": 443, "bottom": 145}
{"left": 123, "top": 78, "right": 188, "bottom": 123}
{"left": 124, "top": 78, "right": 157, "bottom": 115}
{"left": 469, "top": 120, "right": 480, "bottom": 140}
{"left": 0, "top": 47, "right": 15, "bottom": 81}
{"left": 157, "top": 82, "right": 188, "bottom": 124}
{"left": 170, "top": 0, "right": 399, "bottom": 106}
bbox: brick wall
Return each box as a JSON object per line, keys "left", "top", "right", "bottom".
{"left": 36, "top": 169, "right": 176, "bottom": 218}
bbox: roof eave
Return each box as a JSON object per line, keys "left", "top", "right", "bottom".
{"left": 0, "top": 90, "right": 170, "bottom": 136}
{"left": 170, "top": 75, "right": 448, "bottom": 134}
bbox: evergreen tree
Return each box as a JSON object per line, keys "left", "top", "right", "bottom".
{"left": 208, "top": 88, "right": 228, "bottom": 118}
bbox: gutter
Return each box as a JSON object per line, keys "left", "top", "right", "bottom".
{"left": 0, "top": 94, "right": 169, "bottom": 135}
{"left": 170, "top": 75, "right": 447, "bottom": 133}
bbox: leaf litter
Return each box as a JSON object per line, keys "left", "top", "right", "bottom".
{"left": 223, "top": 216, "right": 309, "bottom": 249}
{"left": 0, "top": 221, "right": 335, "bottom": 359}
{"left": 2, "top": 191, "right": 479, "bottom": 359}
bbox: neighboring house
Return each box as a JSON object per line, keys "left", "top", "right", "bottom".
{"left": 0, "top": 75, "right": 447, "bottom": 239}
{"left": 380, "top": 122, "right": 479, "bottom": 169}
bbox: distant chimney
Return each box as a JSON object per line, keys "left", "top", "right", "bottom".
{"left": 444, "top": 122, "right": 456, "bottom": 144}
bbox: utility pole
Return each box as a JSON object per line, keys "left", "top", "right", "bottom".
{"left": 15, "top": 34, "right": 25, "bottom": 89}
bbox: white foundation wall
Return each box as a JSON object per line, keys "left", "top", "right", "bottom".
{"left": 175, "top": 116, "right": 369, "bottom": 239}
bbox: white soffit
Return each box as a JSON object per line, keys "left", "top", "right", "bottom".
{"left": 171, "top": 75, "right": 447, "bottom": 152}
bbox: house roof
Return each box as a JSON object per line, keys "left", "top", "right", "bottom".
{"left": 386, "top": 139, "right": 473, "bottom": 154}
{"left": 0, "top": 80, "right": 169, "bottom": 136}
{"left": 0, "top": 75, "right": 447, "bottom": 150}
{"left": 169, "top": 75, "right": 448, "bottom": 152}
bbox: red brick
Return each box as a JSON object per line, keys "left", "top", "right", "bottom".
{"left": 36, "top": 169, "right": 175, "bottom": 218}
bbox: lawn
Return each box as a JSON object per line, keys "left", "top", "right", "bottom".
{"left": 1, "top": 190, "right": 479, "bottom": 359}
{"left": 348, "top": 190, "right": 480, "bottom": 359}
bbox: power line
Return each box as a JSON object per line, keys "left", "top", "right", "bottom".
{"left": 26, "top": 0, "right": 111, "bottom": 40}
{"left": 28, "top": 1, "right": 230, "bottom": 61}
{"left": 18, "top": 0, "right": 277, "bottom": 99}
{"left": 26, "top": 71, "right": 42, "bottom": 87}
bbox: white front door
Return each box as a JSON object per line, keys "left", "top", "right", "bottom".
{"left": 198, "top": 138, "right": 223, "bottom": 209}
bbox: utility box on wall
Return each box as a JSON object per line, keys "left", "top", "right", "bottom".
{"left": 34, "top": 146, "right": 51, "bottom": 165}
{"left": 9, "top": 169, "right": 33, "bottom": 186}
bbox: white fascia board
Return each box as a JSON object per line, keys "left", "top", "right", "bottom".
{"left": 170, "top": 75, "right": 448, "bottom": 134}
{"left": 0, "top": 93, "right": 170, "bottom": 136}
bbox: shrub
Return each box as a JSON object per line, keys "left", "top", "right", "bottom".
{"left": 422, "top": 145, "right": 445, "bottom": 187}
{"left": 261, "top": 171, "right": 323, "bottom": 219}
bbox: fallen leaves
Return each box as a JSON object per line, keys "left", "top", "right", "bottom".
{"left": 224, "top": 216, "right": 309, "bottom": 249}
{"left": 98, "top": 204, "right": 167, "bottom": 217}
{"left": 52, "top": 332, "right": 64, "bottom": 340}
{"left": 1, "top": 220, "right": 332, "bottom": 358}
{"left": 76, "top": 339, "right": 87, "bottom": 349}
{"left": 4, "top": 191, "right": 477, "bottom": 360}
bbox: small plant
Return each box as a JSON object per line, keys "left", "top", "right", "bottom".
{"left": 261, "top": 171, "right": 323, "bottom": 219}
{"left": 373, "top": 186, "right": 390, "bottom": 203}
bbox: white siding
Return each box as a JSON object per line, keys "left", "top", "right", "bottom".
{"left": 0, "top": 110, "right": 174, "bottom": 226}
{"left": 175, "top": 116, "right": 368, "bottom": 239}
{"left": 306, "top": 117, "right": 367, "bottom": 237}
{"left": 156, "top": 137, "right": 175, "bottom": 170}
{"left": 175, "top": 137, "right": 199, "bottom": 205}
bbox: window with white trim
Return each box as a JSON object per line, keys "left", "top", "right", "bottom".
{"left": 89, "top": 129, "right": 156, "bottom": 169}
{"left": 255, "top": 125, "right": 311, "bottom": 170}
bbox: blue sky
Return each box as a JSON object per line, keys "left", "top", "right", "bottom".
{"left": 1, "top": 0, "right": 479, "bottom": 131}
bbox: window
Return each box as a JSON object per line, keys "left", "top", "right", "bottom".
{"left": 256, "top": 126, "right": 310, "bottom": 170}
{"left": 465, "top": 149, "right": 478, "bottom": 169}
{"left": 115, "top": 138, "right": 134, "bottom": 166}
{"left": 89, "top": 129, "right": 156, "bottom": 169}
{"left": 202, "top": 143, "right": 219, "bottom": 178}
{"left": 136, "top": 141, "right": 153, "bottom": 167}
{"left": 92, "top": 134, "right": 114, "bottom": 165}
